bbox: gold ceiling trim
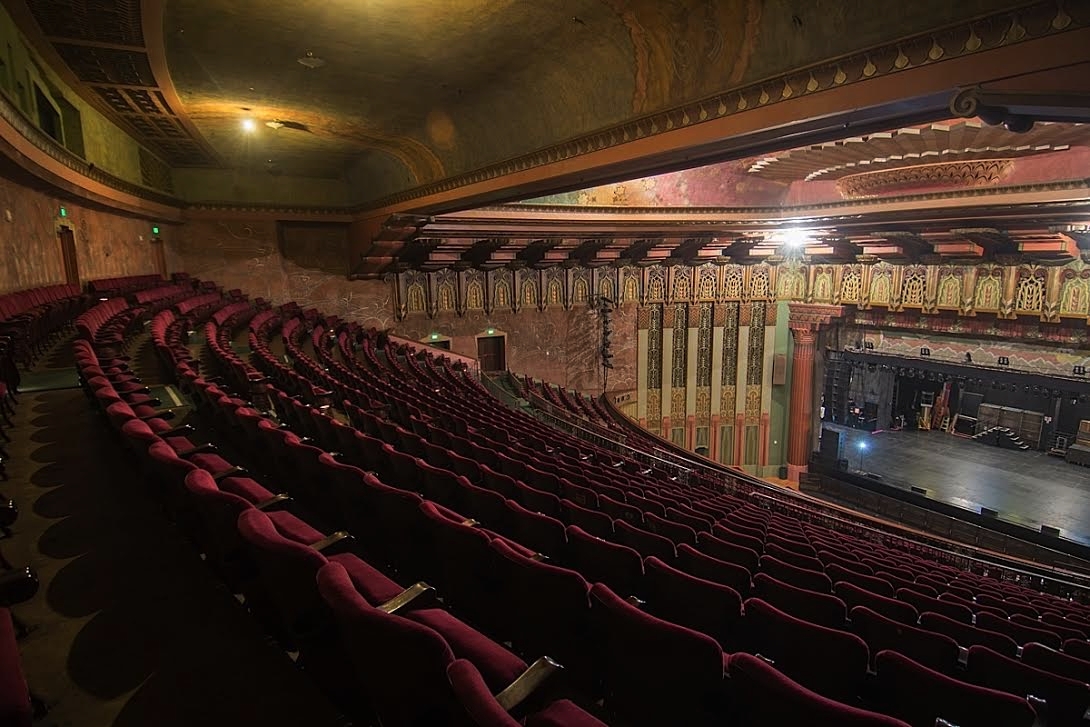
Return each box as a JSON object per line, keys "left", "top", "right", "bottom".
{"left": 368, "top": 1, "right": 1084, "bottom": 210}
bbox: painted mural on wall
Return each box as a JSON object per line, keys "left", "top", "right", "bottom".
{"left": 841, "top": 325, "right": 1090, "bottom": 379}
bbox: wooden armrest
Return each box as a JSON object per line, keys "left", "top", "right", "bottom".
{"left": 494, "top": 656, "right": 563, "bottom": 712}
{"left": 309, "top": 531, "right": 352, "bottom": 554}
{"left": 158, "top": 424, "right": 195, "bottom": 437}
{"left": 175, "top": 443, "right": 217, "bottom": 457}
{"left": 530, "top": 552, "right": 549, "bottom": 562}
{"left": 626, "top": 596, "right": 645, "bottom": 607}
{"left": 138, "top": 409, "right": 176, "bottom": 422}
{"left": 377, "top": 582, "right": 436, "bottom": 614}
{"left": 460, "top": 518, "right": 479, "bottom": 527}
{"left": 756, "top": 653, "right": 775, "bottom": 666}
{"left": 211, "top": 466, "right": 249, "bottom": 483}
{"left": 254, "top": 494, "right": 291, "bottom": 511}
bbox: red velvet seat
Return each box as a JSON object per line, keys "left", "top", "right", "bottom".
{"left": 975, "top": 611, "right": 1062, "bottom": 649}
{"left": 918, "top": 611, "right": 1019, "bottom": 657}
{"left": 446, "top": 659, "right": 609, "bottom": 727}
{"left": 850, "top": 605, "right": 959, "bottom": 674}
{"left": 676, "top": 543, "right": 752, "bottom": 597}
{"left": 897, "top": 588, "right": 972, "bottom": 624}
{"left": 759, "top": 554, "right": 832, "bottom": 594}
{"left": 1021, "top": 642, "right": 1090, "bottom": 684}
{"left": 502, "top": 499, "right": 567, "bottom": 560}
{"left": 565, "top": 525, "right": 643, "bottom": 598}
{"left": 743, "top": 597, "right": 868, "bottom": 702}
{"left": 727, "top": 652, "right": 909, "bottom": 727}
{"left": 317, "top": 561, "right": 532, "bottom": 727}
{"left": 590, "top": 582, "right": 728, "bottom": 727}
{"left": 835, "top": 582, "right": 918, "bottom": 625}
{"left": 612, "top": 518, "right": 676, "bottom": 561}
{"left": 0, "top": 608, "right": 31, "bottom": 727}
{"left": 753, "top": 572, "right": 846, "bottom": 629}
{"left": 643, "top": 556, "right": 742, "bottom": 649}
{"left": 561, "top": 499, "right": 614, "bottom": 540}
{"left": 966, "top": 645, "right": 1090, "bottom": 727}
{"left": 489, "top": 539, "right": 597, "bottom": 686}
{"left": 1064, "top": 638, "right": 1090, "bottom": 661}
{"left": 696, "top": 531, "right": 759, "bottom": 573}
{"left": 874, "top": 650, "right": 1036, "bottom": 727}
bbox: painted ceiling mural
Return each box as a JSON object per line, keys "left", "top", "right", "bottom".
{"left": 528, "top": 121, "right": 1090, "bottom": 208}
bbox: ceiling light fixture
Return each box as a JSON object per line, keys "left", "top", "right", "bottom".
{"left": 241, "top": 118, "right": 256, "bottom": 132}
{"left": 780, "top": 228, "right": 811, "bottom": 248}
{"left": 297, "top": 51, "right": 326, "bottom": 69}
{"left": 265, "top": 120, "right": 284, "bottom": 129}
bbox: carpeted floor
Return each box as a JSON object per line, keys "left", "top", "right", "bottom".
{"left": 2, "top": 333, "right": 349, "bottom": 727}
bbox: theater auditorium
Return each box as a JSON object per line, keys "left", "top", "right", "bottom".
{"left": 0, "top": 1, "right": 1089, "bottom": 726}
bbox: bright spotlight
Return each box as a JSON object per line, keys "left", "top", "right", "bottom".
{"left": 241, "top": 118, "right": 257, "bottom": 132}
{"left": 781, "top": 228, "right": 811, "bottom": 248}
{"left": 857, "top": 440, "right": 868, "bottom": 450}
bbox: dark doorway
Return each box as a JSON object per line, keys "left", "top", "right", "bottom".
{"left": 35, "top": 84, "right": 61, "bottom": 143}
{"left": 58, "top": 225, "right": 79, "bottom": 285}
{"left": 477, "top": 335, "right": 506, "bottom": 372}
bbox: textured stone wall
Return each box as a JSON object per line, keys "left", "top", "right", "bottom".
{"left": 0, "top": 174, "right": 161, "bottom": 293}
{"left": 167, "top": 217, "right": 637, "bottom": 393}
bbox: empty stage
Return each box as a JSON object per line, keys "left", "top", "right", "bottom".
{"left": 825, "top": 424, "right": 1090, "bottom": 546}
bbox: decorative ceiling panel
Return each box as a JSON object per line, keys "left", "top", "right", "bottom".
{"left": 53, "top": 44, "right": 155, "bottom": 86}
{"left": 28, "top": 0, "right": 144, "bottom": 46}
{"left": 747, "top": 121, "right": 1090, "bottom": 183}
{"left": 17, "top": 0, "right": 219, "bottom": 168}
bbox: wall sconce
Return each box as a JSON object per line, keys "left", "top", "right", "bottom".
{"left": 998, "top": 356, "right": 1010, "bottom": 366}
{"left": 920, "top": 347, "right": 930, "bottom": 357}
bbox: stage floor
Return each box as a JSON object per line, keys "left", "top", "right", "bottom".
{"left": 824, "top": 424, "right": 1090, "bottom": 546}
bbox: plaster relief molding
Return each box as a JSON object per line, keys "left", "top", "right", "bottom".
{"left": 787, "top": 302, "right": 846, "bottom": 332}
{"left": 837, "top": 159, "right": 1014, "bottom": 198}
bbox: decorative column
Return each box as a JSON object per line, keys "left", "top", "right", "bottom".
{"left": 786, "top": 303, "right": 846, "bottom": 482}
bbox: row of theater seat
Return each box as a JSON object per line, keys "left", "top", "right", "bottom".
{"left": 238, "top": 304, "right": 1090, "bottom": 725}
{"left": 86, "top": 274, "right": 166, "bottom": 298}
{"left": 139, "top": 300, "right": 614, "bottom": 725}
{"left": 197, "top": 306, "right": 923, "bottom": 725}
{"left": 0, "top": 283, "right": 89, "bottom": 367}
{"left": 74, "top": 285, "right": 1090, "bottom": 727}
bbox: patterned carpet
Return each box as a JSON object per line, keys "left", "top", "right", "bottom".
{"left": 2, "top": 334, "right": 349, "bottom": 726}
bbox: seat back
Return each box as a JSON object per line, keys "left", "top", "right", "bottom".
{"left": 317, "top": 562, "right": 458, "bottom": 726}
{"left": 966, "top": 645, "right": 1090, "bottom": 727}
{"left": 753, "top": 572, "right": 846, "bottom": 629}
{"left": 918, "top": 611, "right": 1020, "bottom": 658}
{"left": 727, "top": 652, "right": 909, "bottom": 727}
{"left": 874, "top": 650, "right": 1036, "bottom": 727}
{"left": 676, "top": 543, "right": 752, "bottom": 597}
{"left": 590, "top": 582, "right": 726, "bottom": 727}
{"left": 643, "top": 556, "right": 742, "bottom": 649}
{"left": 744, "top": 597, "right": 868, "bottom": 702}
{"left": 565, "top": 525, "right": 644, "bottom": 598}
{"left": 850, "top": 605, "right": 959, "bottom": 675}
{"left": 1021, "top": 642, "right": 1090, "bottom": 684}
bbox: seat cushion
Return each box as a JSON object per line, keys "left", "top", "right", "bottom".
{"left": 219, "top": 476, "right": 277, "bottom": 504}
{"left": 527, "top": 700, "right": 610, "bottom": 727}
{"left": 328, "top": 553, "right": 404, "bottom": 606}
{"left": 266, "top": 510, "right": 325, "bottom": 545}
{"left": 408, "top": 608, "right": 526, "bottom": 690}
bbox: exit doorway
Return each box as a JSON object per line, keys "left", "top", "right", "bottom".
{"left": 476, "top": 334, "right": 506, "bottom": 372}
{"left": 58, "top": 225, "right": 79, "bottom": 285}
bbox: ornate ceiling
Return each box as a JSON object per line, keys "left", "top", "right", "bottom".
{"left": 7, "top": 0, "right": 1086, "bottom": 207}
